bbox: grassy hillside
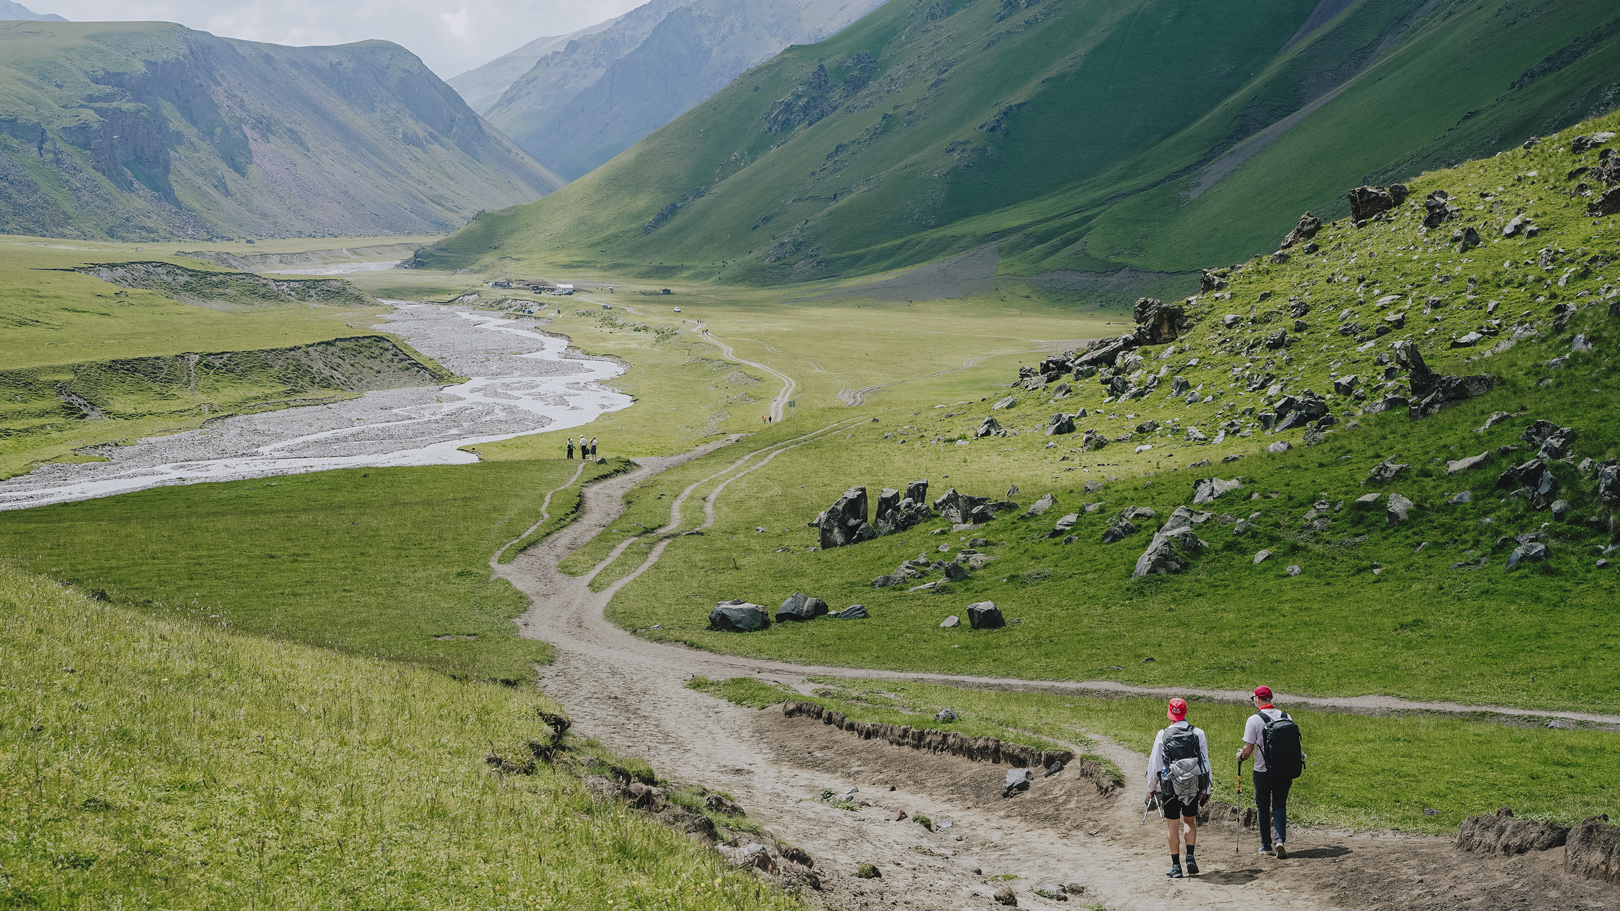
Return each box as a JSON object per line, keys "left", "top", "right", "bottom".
{"left": 421, "top": 0, "right": 1620, "bottom": 287}
{"left": 0, "top": 21, "right": 562, "bottom": 241}
{"left": 583, "top": 107, "right": 1620, "bottom": 713}
{"left": 0, "top": 565, "right": 799, "bottom": 909}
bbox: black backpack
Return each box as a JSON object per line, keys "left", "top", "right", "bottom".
{"left": 1257, "top": 710, "right": 1305, "bottom": 780}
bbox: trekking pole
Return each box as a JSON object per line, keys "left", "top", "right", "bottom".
{"left": 1234, "top": 756, "right": 1243, "bottom": 855}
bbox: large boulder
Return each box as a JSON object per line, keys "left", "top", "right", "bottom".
{"left": 1046, "top": 413, "right": 1076, "bottom": 435}
{"left": 977, "top": 416, "right": 1005, "bottom": 438}
{"left": 906, "top": 479, "right": 929, "bottom": 503}
{"left": 776, "top": 592, "right": 830, "bottom": 622}
{"left": 710, "top": 600, "right": 770, "bottom": 632}
{"left": 873, "top": 488, "right": 931, "bottom": 536}
{"left": 1131, "top": 507, "right": 1212, "bottom": 580}
{"left": 1081, "top": 429, "right": 1107, "bottom": 451}
{"left": 1457, "top": 808, "right": 1569, "bottom": 855}
{"left": 1521, "top": 420, "right": 1577, "bottom": 461}
{"left": 1497, "top": 460, "right": 1557, "bottom": 509}
{"left": 1280, "top": 211, "right": 1321, "bottom": 248}
{"left": 934, "top": 489, "right": 992, "bottom": 524}
{"left": 1047, "top": 513, "right": 1080, "bottom": 539}
{"left": 1192, "top": 477, "right": 1243, "bottom": 504}
{"left": 818, "top": 486, "right": 874, "bottom": 549}
{"left": 1022, "top": 493, "right": 1057, "bottom": 518}
{"left": 1367, "top": 459, "right": 1409, "bottom": 483}
{"left": 1132, "top": 297, "right": 1190, "bottom": 346}
{"left": 1598, "top": 460, "right": 1620, "bottom": 507}
{"left": 1446, "top": 452, "right": 1495, "bottom": 475}
{"left": 1347, "top": 184, "right": 1409, "bottom": 222}
{"left": 1391, "top": 340, "right": 1499, "bottom": 418}
{"left": 966, "top": 601, "right": 1005, "bottom": 629}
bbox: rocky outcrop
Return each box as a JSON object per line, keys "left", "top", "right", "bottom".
{"left": 873, "top": 485, "right": 931, "bottom": 536}
{"left": 934, "top": 488, "right": 995, "bottom": 524}
{"left": 1132, "top": 507, "right": 1211, "bottom": 580}
{"left": 1192, "top": 477, "right": 1242, "bottom": 504}
{"left": 1391, "top": 340, "right": 1498, "bottom": 418}
{"left": 781, "top": 701, "right": 1075, "bottom": 773}
{"left": 1348, "top": 184, "right": 1409, "bottom": 222}
{"left": 709, "top": 600, "right": 769, "bottom": 632}
{"left": 1457, "top": 808, "right": 1568, "bottom": 855}
{"left": 1280, "top": 211, "right": 1321, "bottom": 248}
{"left": 818, "top": 486, "right": 877, "bottom": 549}
{"left": 1497, "top": 459, "right": 1557, "bottom": 509}
{"left": 1132, "top": 298, "right": 1190, "bottom": 346}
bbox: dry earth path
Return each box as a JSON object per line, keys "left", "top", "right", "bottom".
{"left": 494, "top": 427, "right": 1618, "bottom": 911}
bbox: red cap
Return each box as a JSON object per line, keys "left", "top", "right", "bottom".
{"left": 1167, "top": 698, "right": 1187, "bottom": 721}
{"left": 1254, "top": 685, "right": 1273, "bottom": 699}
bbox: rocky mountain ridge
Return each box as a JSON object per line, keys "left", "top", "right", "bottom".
{"left": 483, "top": 0, "right": 887, "bottom": 180}
{"left": 0, "top": 21, "right": 562, "bottom": 241}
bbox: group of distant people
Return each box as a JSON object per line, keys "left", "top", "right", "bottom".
{"left": 1146, "top": 686, "right": 1306, "bottom": 878}
{"left": 565, "top": 435, "right": 598, "bottom": 459}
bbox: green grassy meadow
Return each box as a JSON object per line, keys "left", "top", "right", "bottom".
{"left": 0, "top": 461, "right": 588, "bottom": 685}
{"left": 0, "top": 567, "right": 801, "bottom": 911}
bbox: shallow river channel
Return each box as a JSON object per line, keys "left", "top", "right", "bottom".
{"left": 0, "top": 304, "right": 631, "bottom": 510}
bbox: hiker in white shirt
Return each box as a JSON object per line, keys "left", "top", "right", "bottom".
{"left": 1146, "top": 698, "right": 1210, "bottom": 878}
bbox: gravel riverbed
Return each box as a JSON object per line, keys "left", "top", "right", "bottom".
{"left": 0, "top": 304, "right": 631, "bottom": 510}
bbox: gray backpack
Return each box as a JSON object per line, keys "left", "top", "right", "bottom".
{"left": 1158, "top": 725, "right": 1208, "bottom": 802}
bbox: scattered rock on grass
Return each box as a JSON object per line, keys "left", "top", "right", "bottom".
{"left": 1022, "top": 493, "right": 1057, "bottom": 518}
{"left": 1192, "top": 477, "right": 1243, "bottom": 504}
{"left": 1447, "top": 452, "right": 1496, "bottom": 475}
{"left": 940, "top": 615, "right": 960, "bottom": 628}
{"left": 776, "top": 592, "right": 829, "bottom": 622}
{"left": 710, "top": 600, "right": 770, "bottom": 632}
{"left": 836, "top": 604, "right": 868, "bottom": 620}
{"left": 967, "top": 601, "right": 1005, "bottom": 629}
{"left": 1387, "top": 494, "right": 1414, "bottom": 526}
{"left": 1507, "top": 542, "right": 1549, "bottom": 569}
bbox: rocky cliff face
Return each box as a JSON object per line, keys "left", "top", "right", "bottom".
{"left": 486, "top": 0, "right": 886, "bottom": 180}
{"left": 0, "top": 22, "right": 563, "bottom": 241}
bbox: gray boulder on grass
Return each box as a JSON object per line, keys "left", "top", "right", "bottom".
{"left": 776, "top": 592, "right": 829, "bottom": 622}
{"left": 1022, "top": 493, "right": 1057, "bottom": 518}
{"left": 709, "top": 600, "right": 770, "bottom": 632}
{"left": 1192, "top": 477, "right": 1243, "bottom": 504}
{"left": 1446, "top": 452, "right": 1495, "bottom": 475}
{"left": 967, "top": 601, "right": 1005, "bottom": 629}
{"left": 1507, "top": 542, "right": 1549, "bottom": 569}
{"left": 836, "top": 604, "right": 868, "bottom": 620}
{"left": 1387, "top": 493, "right": 1414, "bottom": 526}
{"left": 1046, "top": 413, "right": 1076, "bottom": 435}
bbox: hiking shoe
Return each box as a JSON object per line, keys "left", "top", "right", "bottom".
{"left": 1274, "top": 842, "right": 1287, "bottom": 859}
{"left": 1166, "top": 864, "right": 1183, "bottom": 879}
{"left": 1184, "top": 857, "right": 1200, "bottom": 875}
{"left": 1256, "top": 847, "right": 1275, "bottom": 857}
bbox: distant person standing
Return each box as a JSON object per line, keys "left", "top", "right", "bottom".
{"left": 579, "top": 435, "right": 588, "bottom": 458}
{"left": 1147, "top": 698, "right": 1210, "bottom": 878}
{"left": 565, "top": 437, "right": 574, "bottom": 460}
{"left": 1236, "top": 686, "right": 1306, "bottom": 858}
{"left": 588, "top": 437, "right": 598, "bottom": 457}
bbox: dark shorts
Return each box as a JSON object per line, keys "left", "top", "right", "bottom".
{"left": 1161, "top": 794, "right": 1200, "bottom": 819}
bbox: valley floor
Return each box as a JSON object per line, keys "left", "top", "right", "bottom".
{"left": 498, "top": 429, "right": 1619, "bottom": 911}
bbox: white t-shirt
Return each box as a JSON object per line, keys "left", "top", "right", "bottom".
{"left": 1243, "top": 707, "right": 1291, "bottom": 773}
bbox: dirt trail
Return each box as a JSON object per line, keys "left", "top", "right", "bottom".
{"left": 496, "top": 431, "right": 1617, "bottom": 910}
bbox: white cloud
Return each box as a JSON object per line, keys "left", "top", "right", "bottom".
{"left": 32, "top": 0, "right": 644, "bottom": 78}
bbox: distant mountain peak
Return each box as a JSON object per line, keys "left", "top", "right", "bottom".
{"left": 0, "top": 1, "right": 66, "bottom": 21}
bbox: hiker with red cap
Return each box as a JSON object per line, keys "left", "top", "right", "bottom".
{"left": 1147, "top": 697, "right": 1210, "bottom": 878}
{"left": 1237, "top": 685, "right": 1307, "bottom": 858}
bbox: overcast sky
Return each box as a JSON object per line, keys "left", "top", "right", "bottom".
{"left": 32, "top": 1, "right": 645, "bottom": 78}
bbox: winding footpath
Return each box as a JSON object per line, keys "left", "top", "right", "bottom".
{"left": 493, "top": 425, "right": 1618, "bottom": 911}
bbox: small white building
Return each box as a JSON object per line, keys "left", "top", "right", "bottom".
{"left": 554, "top": 284, "right": 575, "bottom": 295}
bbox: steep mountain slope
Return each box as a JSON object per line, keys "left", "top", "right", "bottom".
{"left": 0, "top": 1, "right": 63, "bottom": 21}
{"left": 447, "top": 17, "right": 621, "bottom": 115}
{"left": 486, "top": 0, "right": 887, "bottom": 180}
{"left": 0, "top": 21, "right": 563, "bottom": 241}
{"left": 421, "top": 0, "right": 1620, "bottom": 286}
